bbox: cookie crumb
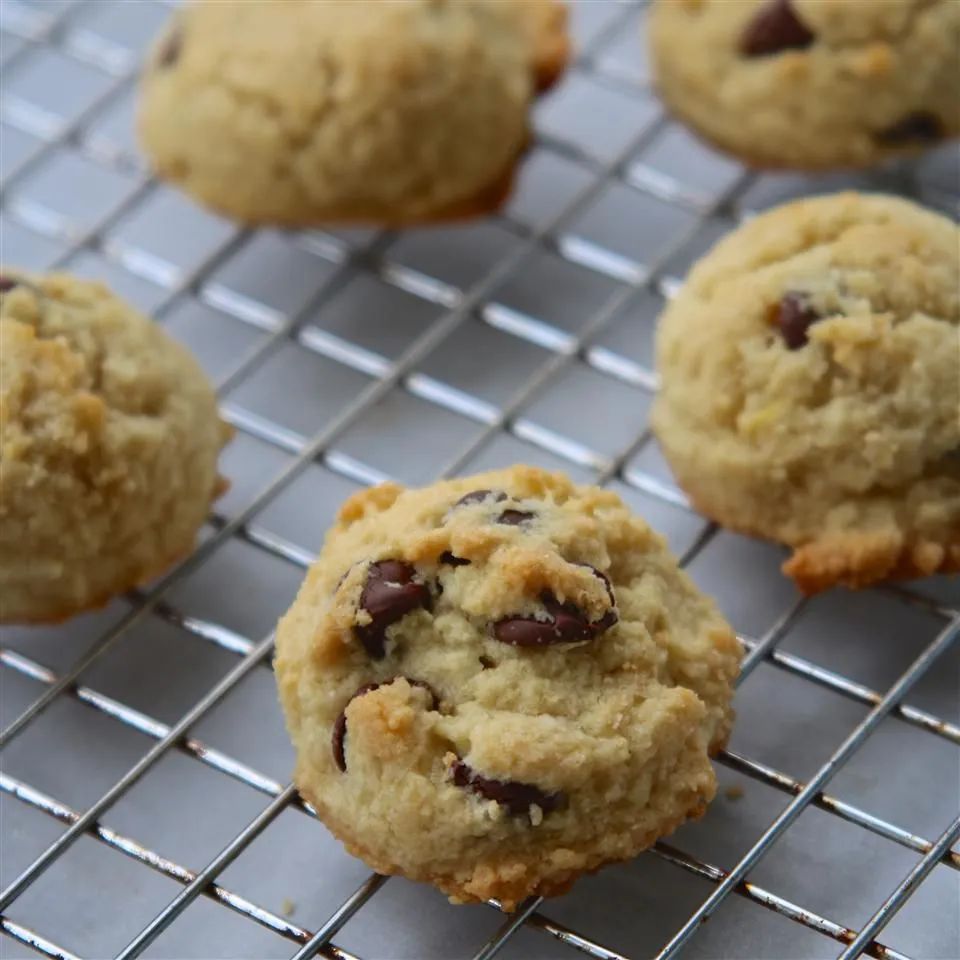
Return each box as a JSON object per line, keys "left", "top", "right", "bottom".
{"left": 724, "top": 785, "right": 745, "bottom": 802}
{"left": 281, "top": 898, "right": 296, "bottom": 917}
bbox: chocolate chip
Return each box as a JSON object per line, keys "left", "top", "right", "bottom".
{"left": 497, "top": 509, "right": 535, "bottom": 526}
{"left": 593, "top": 610, "right": 619, "bottom": 631}
{"left": 583, "top": 565, "right": 615, "bottom": 604}
{"left": 332, "top": 714, "right": 347, "bottom": 770}
{"left": 157, "top": 27, "right": 182, "bottom": 68}
{"left": 332, "top": 681, "right": 381, "bottom": 772}
{"left": 493, "top": 591, "right": 610, "bottom": 647}
{"left": 332, "top": 677, "right": 439, "bottom": 772}
{"left": 408, "top": 677, "right": 441, "bottom": 709}
{"left": 493, "top": 565, "right": 618, "bottom": 647}
{"left": 439, "top": 551, "right": 471, "bottom": 567}
{"left": 777, "top": 292, "right": 822, "bottom": 349}
{"left": 582, "top": 565, "right": 619, "bottom": 631}
{"left": 740, "top": 0, "right": 814, "bottom": 57}
{"left": 454, "top": 489, "right": 507, "bottom": 508}
{"left": 478, "top": 655, "right": 496, "bottom": 669}
{"left": 0, "top": 276, "right": 18, "bottom": 293}
{"left": 451, "top": 759, "right": 564, "bottom": 817}
{"left": 449, "top": 489, "right": 530, "bottom": 527}
{"left": 874, "top": 111, "right": 943, "bottom": 146}
{"left": 355, "top": 560, "right": 431, "bottom": 659}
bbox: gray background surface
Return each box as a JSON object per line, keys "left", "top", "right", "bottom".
{"left": 1, "top": 1, "right": 958, "bottom": 958}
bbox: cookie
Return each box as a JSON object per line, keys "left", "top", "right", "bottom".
{"left": 0, "top": 272, "right": 231, "bottom": 623}
{"left": 275, "top": 467, "right": 739, "bottom": 910}
{"left": 138, "top": 0, "right": 569, "bottom": 226}
{"left": 649, "top": 0, "right": 960, "bottom": 170}
{"left": 651, "top": 193, "right": 960, "bottom": 594}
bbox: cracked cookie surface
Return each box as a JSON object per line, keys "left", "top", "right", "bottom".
{"left": 649, "top": 0, "right": 960, "bottom": 169}
{"left": 652, "top": 193, "right": 960, "bottom": 593}
{"left": 138, "top": 0, "right": 568, "bottom": 226}
{"left": 275, "top": 467, "right": 739, "bottom": 909}
{"left": 0, "top": 272, "right": 231, "bottom": 623}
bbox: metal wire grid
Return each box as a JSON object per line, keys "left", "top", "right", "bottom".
{"left": 0, "top": 0, "right": 958, "bottom": 957}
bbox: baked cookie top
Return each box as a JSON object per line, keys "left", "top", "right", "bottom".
{"left": 275, "top": 466, "right": 739, "bottom": 909}
{"left": 652, "top": 193, "right": 960, "bottom": 592}
{"left": 0, "top": 272, "right": 230, "bottom": 622}
{"left": 649, "top": 0, "right": 960, "bottom": 169}
{"left": 138, "top": 0, "right": 568, "bottom": 225}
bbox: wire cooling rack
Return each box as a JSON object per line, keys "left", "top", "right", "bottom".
{"left": 1, "top": 1, "right": 958, "bottom": 957}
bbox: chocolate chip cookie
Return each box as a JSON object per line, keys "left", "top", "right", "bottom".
{"left": 649, "top": 0, "right": 960, "bottom": 169}
{"left": 275, "top": 467, "right": 739, "bottom": 910}
{"left": 0, "top": 272, "right": 231, "bottom": 623}
{"left": 138, "top": 0, "right": 568, "bottom": 226}
{"left": 652, "top": 193, "right": 960, "bottom": 593}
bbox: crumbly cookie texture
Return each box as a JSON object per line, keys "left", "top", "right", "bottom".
{"left": 138, "top": 0, "right": 568, "bottom": 226}
{"left": 649, "top": 0, "right": 960, "bottom": 170}
{"left": 275, "top": 467, "right": 739, "bottom": 910}
{"left": 0, "top": 272, "right": 231, "bottom": 623}
{"left": 652, "top": 193, "right": 960, "bottom": 594}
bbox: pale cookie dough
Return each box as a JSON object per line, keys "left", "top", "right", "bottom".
{"left": 652, "top": 193, "right": 960, "bottom": 594}
{"left": 649, "top": 0, "right": 960, "bottom": 170}
{"left": 0, "top": 272, "right": 231, "bottom": 623}
{"left": 275, "top": 467, "right": 739, "bottom": 910}
{"left": 138, "top": 0, "right": 569, "bottom": 226}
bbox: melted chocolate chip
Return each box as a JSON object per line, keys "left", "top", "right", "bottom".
{"left": 493, "top": 592, "right": 609, "bottom": 647}
{"left": 478, "top": 655, "right": 496, "bottom": 669}
{"left": 875, "top": 111, "right": 944, "bottom": 146}
{"left": 355, "top": 560, "right": 431, "bottom": 659}
{"left": 777, "top": 292, "right": 822, "bottom": 349}
{"left": 451, "top": 759, "right": 564, "bottom": 817}
{"left": 454, "top": 489, "right": 507, "bottom": 508}
{"left": 497, "top": 509, "right": 535, "bottom": 526}
{"left": 0, "top": 276, "right": 18, "bottom": 293}
{"left": 741, "top": 0, "right": 814, "bottom": 57}
{"left": 332, "top": 677, "right": 439, "bottom": 772}
{"left": 157, "top": 26, "right": 182, "bottom": 68}
{"left": 439, "top": 551, "right": 471, "bottom": 567}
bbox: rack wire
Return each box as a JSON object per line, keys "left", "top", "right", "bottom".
{"left": 1, "top": 1, "right": 958, "bottom": 958}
